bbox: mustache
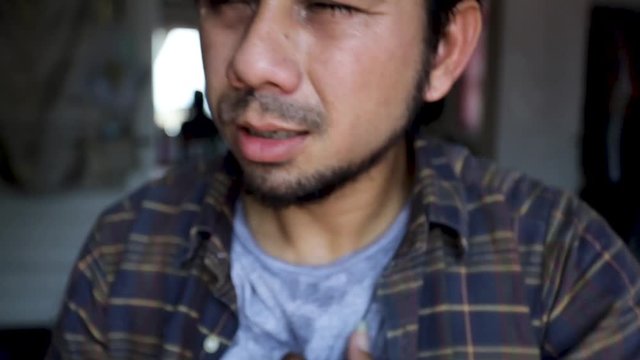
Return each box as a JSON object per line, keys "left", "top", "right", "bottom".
{"left": 217, "top": 90, "right": 326, "bottom": 132}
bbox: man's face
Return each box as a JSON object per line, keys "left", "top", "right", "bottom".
{"left": 199, "top": 0, "right": 427, "bottom": 206}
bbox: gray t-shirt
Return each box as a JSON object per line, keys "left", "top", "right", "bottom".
{"left": 223, "top": 202, "right": 409, "bottom": 360}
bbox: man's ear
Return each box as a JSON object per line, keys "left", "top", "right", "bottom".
{"left": 423, "top": 0, "right": 483, "bottom": 102}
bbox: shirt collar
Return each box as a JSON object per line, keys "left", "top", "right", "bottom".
{"left": 182, "top": 154, "right": 241, "bottom": 267}
{"left": 401, "top": 130, "right": 470, "bottom": 256}
{"left": 177, "top": 154, "right": 242, "bottom": 309}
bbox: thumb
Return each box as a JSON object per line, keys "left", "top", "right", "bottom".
{"left": 347, "top": 322, "right": 373, "bottom": 360}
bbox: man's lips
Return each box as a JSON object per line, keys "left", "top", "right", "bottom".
{"left": 237, "top": 119, "right": 308, "bottom": 133}
{"left": 235, "top": 124, "right": 309, "bottom": 164}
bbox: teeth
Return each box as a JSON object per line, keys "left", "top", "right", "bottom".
{"left": 247, "top": 128, "right": 298, "bottom": 139}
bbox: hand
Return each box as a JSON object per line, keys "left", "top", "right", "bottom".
{"left": 346, "top": 324, "right": 373, "bottom": 360}
{"left": 281, "top": 324, "right": 373, "bottom": 360}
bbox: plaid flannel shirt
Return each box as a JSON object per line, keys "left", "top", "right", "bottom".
{"left": 48, "top": 130, "right": 640, "bottom": 359}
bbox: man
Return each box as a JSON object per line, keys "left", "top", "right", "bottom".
{"left": 179, "top": 91, "right": 222, "bottom": 161}
{"left": 48, "top": 0, "right": 640, "bottom": 359}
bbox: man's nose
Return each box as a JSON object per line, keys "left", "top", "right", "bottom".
{"left": 227, "top": 8, "right": 302, "bottom": 94}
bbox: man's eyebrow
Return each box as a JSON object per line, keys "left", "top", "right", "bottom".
{"left": 303, "top": 0, "right": 388, "bottom": 6}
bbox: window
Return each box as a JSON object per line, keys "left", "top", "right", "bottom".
{"left": 152, "top": 28, "right": 207, "bottom": 136}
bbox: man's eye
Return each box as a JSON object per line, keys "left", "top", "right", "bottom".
{"left": 205, "top": 0, "right": 256, "bottom": 10}
{"left": 308, "top": 2, "right": 357, "bottom": 16}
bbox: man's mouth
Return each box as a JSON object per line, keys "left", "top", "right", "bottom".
{"left": 236, "top": 124, "right": 310, "bottom": 164}
{"left": 243, "top": 127, "right": 306, "bottom": 140}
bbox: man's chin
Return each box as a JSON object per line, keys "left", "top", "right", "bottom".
{"left": 242, "top": 189, "right": 305, "bottom": 209}
{"left": 238, "top": 124, "right": 409, "bottom": 209}
{"left": 241, "top": 157, "right": 375, "bottom": 209}
{"left": 242, "top": 176, "right": 322, "bottom": 209}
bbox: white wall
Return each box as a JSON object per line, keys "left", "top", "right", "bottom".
{"left": 0, "top": 189, "right": 124, "bottom": 327}
{"left": 494, "top": 0, "right": 640, "bottom": 192}
{"left": 494, "top": 0, "right": 590, "bottom": 192}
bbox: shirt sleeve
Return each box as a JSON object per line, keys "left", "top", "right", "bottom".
{"left": 540, "top": 200, "right": 640, "bottom": 359}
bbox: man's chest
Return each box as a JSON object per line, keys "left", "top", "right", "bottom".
{"left": 103, "top": 248, "right": 542, "bottom": 360}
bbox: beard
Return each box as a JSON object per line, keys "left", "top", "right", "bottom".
{"left": 217, "top": 66, "right": 429, "bottom": 209}
{"left": 242, "top": 124, "right": 410, "bottom": 209}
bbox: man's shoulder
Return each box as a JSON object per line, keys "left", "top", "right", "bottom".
{"left": 54, "top": 158, "right": 239, "bottom": 357}
{"left": 427, "top": 138, "right": 611, "bottom": 247}
{"left": 65, "top": 156, "right": 239, "bottom": 302}
{"left": 86, "top": 157, "right": 234, "bottom": 253}
{"left": 416, "top": 141, "right": 640, "bottom": 359}
{"left": 426, "top": 139, "right": 640, "bottom": 304}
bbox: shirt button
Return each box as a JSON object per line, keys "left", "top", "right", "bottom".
{"left": 203, "top": 334, "right": 221, "bottom": 354}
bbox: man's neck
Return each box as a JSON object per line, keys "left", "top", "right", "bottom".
{"left": 241, "top": 141, "right": 413, "bottom": 266}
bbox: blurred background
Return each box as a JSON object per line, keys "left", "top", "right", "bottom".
{"left": 1, "top": 0, "right": 640, "bottom": 358}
